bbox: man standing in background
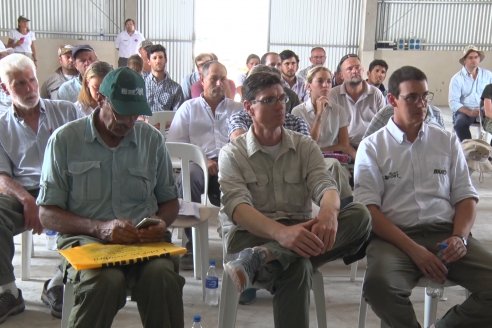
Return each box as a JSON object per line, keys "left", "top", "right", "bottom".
{"left": 115, "top": 18, "right": 145, "bottom": 67}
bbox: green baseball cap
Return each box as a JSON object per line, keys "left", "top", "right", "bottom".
{"left": 99, "top": 67, "right": 151, "bottom": 116}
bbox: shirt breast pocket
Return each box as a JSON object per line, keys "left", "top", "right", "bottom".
{"left": 68, "top": 161, "right": 102, "bottom": 201}
{"left": 246, "top": 173, "right": 269, "bottom": 208}
{"left": 284, "top": 171, "right": 306, "bottom": 206}
{"left": 125, "top": 168, "right": 151, "bottom": 202}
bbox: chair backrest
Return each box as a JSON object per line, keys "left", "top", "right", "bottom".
{"left": 148, "top": 111, "right": 176, "bottom": 135}
{"left": 165, "top": 141, "right": 209, "bottom": 205}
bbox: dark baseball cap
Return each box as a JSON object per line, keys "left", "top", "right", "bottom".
{"left": 99, "top": 67, "right": 152, "bottom": 116}
{"left": 18, "top": 15, "right": 30, "bottom": 23}
{"left": 72, "top": 44, "right": 95, "bottom": 60}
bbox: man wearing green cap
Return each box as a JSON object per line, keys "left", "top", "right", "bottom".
{"left": 36, "top": 67, "right": 185, "bottom": 328}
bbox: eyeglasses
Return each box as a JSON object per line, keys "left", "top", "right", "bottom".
{"left": 398, "top": 92, "right": 434, "bottom": 104}
{"left": 250, "top": 95, "right": 289, "bottom": 106}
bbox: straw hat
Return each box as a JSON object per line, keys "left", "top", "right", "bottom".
{"left": 459, "top": 45, "right": 485, "bottom": 65}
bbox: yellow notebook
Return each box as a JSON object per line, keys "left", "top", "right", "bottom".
{"left": 59, "top": 242, "right": 187, "bottom": 270}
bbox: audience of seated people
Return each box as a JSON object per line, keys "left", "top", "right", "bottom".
{"left": 2, "top": 33, "right": 492, "bottom": 328}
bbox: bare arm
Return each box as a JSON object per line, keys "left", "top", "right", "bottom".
{"left": 440, "top": 198, "right": 476, "bottom": 264}
{"left": 232, "top": 203, "right": 323, "bottom": 258}
{"left": 31, "top": 41, "right": 37, "bottom": 63}
{"left": 321, "top": 126, "right": 357, "bottom": 159}
{"left": 484, "top": 98, "right": 492, "bottom": 118}
{"left": 367, "top": 204, "right": 448, "bottom": 283}
{"left": 311, "top": 189, "right": 340, "bottom": 252}
{"left": 0, "top": 173, "right": 43, "bottom": 233}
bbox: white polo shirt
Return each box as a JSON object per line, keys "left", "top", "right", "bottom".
{"left": 354, "top": 118, "right": 478, "bottom": 228}
{"left": 167, "top": 96, "right": 243, "bottom": 159}
{"left": 115, "top": 30, "right": 145, "bottom": 59}
{"left": 291, "top": 98, "right": 349, "bottom": 148}
{"left": 329, "top": 81, "right": 384, "bottom": 146}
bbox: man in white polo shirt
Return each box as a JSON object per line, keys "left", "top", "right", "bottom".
{"left": 354, "top": 66, "right": 492, "bottom": 327}
{"left": 115, "top": 18, "right": 145, "bottom": 67}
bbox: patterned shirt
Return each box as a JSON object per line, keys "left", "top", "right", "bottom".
{"left": 282, "top": 76, "right": 307, "bottom": 102}
{"left": 363, "top": 104, "right": 445, "bottom": 139}
{"left": 228, "top": 110, "right": 310, "bottom": 139}
{"left": 145, "top": 73, "right": 184, "bottom": 112}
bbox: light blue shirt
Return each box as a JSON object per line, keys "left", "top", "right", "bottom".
{"left": 0, "top": 99, "right": 79, "bottom": 189}
{"left": 448, "top": 66, "right": 492, "bottom": 113}
{"left": 58, "top": 77, "right": 82, "bottom": 103}
{"left": 354, "top": 119, "right": 478, "bottom": 228}
{"left": 37, "top": 109, "right": 177, "bottom": 224}
{"left": 181, "top": 71, "right": 200, "bottom": 101}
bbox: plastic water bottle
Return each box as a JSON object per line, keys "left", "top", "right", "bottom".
{"left": 426, "top": 242, "right": 448, "bottom": 298}
{"left": 205, "top": 259, "right": 219, "bottom": 306}
{"left": 45, "top": 229, "right": 58, "bottom": 251}
{"left": 191, "top": 314, "right": 203, "bottom": 328}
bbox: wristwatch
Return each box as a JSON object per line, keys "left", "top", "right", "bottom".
{"left": 453, "top": 235, "right": 468, "bottom": 247}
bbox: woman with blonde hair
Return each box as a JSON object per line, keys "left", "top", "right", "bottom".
{"left": 75, "top": 61, "right": 113, "bottom": 116}
{"left": 292, "top": 65, "right": 356, "bottom": 159}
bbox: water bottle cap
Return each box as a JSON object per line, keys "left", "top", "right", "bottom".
{"left": 193, "top": 314, "right": 201, "bottom": 322}
{"left": 438, "top": 242, "right": 448, "bottom": 250}
{"left": 209, "top": 259, "right": 216, "bottom": 266}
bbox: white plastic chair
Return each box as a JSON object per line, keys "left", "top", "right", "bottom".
{"left": 166, "top": 141, "right": 216, "bottom": 300}
{"left": 357, "top": 276, "right": 470, "bottom": 328}
{"left": 147, "top": 111, "right": 175, "bottom": 137}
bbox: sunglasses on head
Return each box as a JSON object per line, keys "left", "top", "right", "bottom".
{"left": 338, "top": 53, "right": 359, "bottom": 67}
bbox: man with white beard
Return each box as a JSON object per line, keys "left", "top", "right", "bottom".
{"left": 0, "top": 54, "right": 79, "bottom": 322}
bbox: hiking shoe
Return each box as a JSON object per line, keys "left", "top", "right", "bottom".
{"left": 239, "top": 288, "right": 257, "bottom": 305}
{"left": 180, "top": 252, "right": 194, "bottom": 271}
{"left": 224, "top": 248, "right": 263, "bottom": 293}
{"left": 0, "top": 289, "right": 25, "bottom": 324}
{"left": 41, "top": 279, "right": 63, "bottom": 318}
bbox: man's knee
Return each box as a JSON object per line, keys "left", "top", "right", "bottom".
{"left": 341, "top": 202, "right": 372, "bottom": 234}
{"left": 77, "top": 268, "right": 126, "bottom": 300}
{"left": 141, "top": 258, "right": 184, "bottom": 291}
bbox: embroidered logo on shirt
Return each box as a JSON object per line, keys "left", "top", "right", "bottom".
{"left": 383, "top": 171, "right": 400, "bottom": 180}
{"left": 433, "top": 169, "right": 447, "bottom": 175}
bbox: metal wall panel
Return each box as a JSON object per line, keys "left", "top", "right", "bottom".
{"left": 137, "top": 0, "right": 194, "bottom": 83}
{"left": 376, "top": 0, "right": 492, "bottom": 51}
{"left": 0, "top": 0, "right": 124, "bottom": 40}
{"left": 269, "top": 0, "right": 363, "bottom": 71}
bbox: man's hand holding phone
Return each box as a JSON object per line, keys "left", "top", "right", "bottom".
{"left": 135, "top": 217, "right": 168, "bottom": 243}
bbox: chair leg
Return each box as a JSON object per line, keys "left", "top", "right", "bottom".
{"left": 61, "top": 282, "right": 74, "bottom": 328}
{"left": 357, "top": 292, "right": 368, "bottom": 328}
{"left": 21, "top": 230, "right": 32, "bottom": 281}
{"left": 218, "top": 271, "right": 240, "bottom": 328}
{"left": 192, "top": 220, "right": 209, "bottom": 301}
{"left": 424, "top": 288, "right": 439, "bottom": 328}
{"left": 312, "top": 270, "right": 327, "bottom": 328}
{"left": 350, "top": 261, "right": 358, "bottom": 282}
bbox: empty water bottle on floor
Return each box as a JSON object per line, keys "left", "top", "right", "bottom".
{"left": 45, "top": 229, "right": 58, "bottom": 251}
{"left": 426, "top": 242, "right": 448, "bottom": 298}
{"left": 191, "top": 314, "right": 203, "bottom": 328}
{"left": 205, "top": 259, "right": 219, "bottom": 306}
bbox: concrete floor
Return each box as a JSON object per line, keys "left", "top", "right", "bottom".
{"left": 5, "top": 107, "right": 492, "bottom": 328}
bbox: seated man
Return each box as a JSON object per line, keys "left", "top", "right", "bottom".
{"left": 0, "top": 54, "right": 79, "bottom": 322}
{"left": 363, "top": 102, "right": 444, "bottom": 139}
{"left": 37, "top": 67, "right": 185, "bottom": 328}
{"left": 220, "top": 71, "right": 371, "bottom": 328}
{"left": 449, "top": 45, "right": 492, "bottom": 141}
{"left": 355, "top": 66, "right": 492, "bottom": 327}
